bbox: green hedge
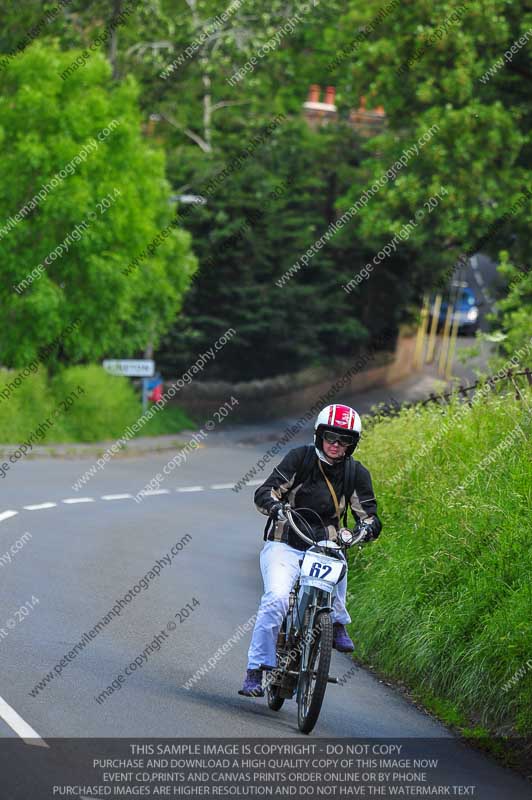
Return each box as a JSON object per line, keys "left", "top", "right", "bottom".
{"left": 346, "top": 386, "right": 532, "bottom": 736}
{"left": 0, "top": 365, "right": 192, "bottom": 443}
{"left": 0, "top": 368, "right": 57, "bottom": 442}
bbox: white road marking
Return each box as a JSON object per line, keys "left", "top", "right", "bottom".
{"left": 0, "top": 695, "right": 48, "bottom": 747}
{"left": 474, "top": 270, "right": 484, "bottom": 288}
{"left": 6, "top": 478, "right": 255, "bottom": 517}
{"left": 62, "top": 497, "right": 95, "bottom": 504}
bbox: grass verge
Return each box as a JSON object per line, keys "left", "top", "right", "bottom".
{"left": 346, "top": 384, "right": 532, "bottom": 748}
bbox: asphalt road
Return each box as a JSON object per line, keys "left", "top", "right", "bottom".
{"left": 0, "top": 403, "right": 530, "bottom": 798}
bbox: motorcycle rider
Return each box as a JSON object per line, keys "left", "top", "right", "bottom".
{"left": 239, "top": 403, "right": 382, "bottom": 697}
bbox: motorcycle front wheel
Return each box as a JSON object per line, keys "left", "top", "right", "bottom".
{"left": 297, "top": 610, "right": 333, "bottom": 734}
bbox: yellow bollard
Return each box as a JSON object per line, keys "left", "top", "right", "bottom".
{"left": 414, "top": 295, "right": 430, "bottom": 370}
{"left": 438, "top": 302, "right": 454, "bottom": 376}
{"left": 426, "top": 294, "right": 442, "bottom": 364}
{"left": 445, "top": 310, "right": 460, "bottom": 380}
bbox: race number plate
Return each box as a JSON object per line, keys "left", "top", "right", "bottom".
{"left": 300, "top": 552, "right": 343, "bottom": 586}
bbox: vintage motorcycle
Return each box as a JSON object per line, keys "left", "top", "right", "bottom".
{"left": 263, "top": 504, "right": 370, "bottom": 733}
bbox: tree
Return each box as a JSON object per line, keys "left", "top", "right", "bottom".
{"left": 0, "top": 41, "right": 196, "bottom": 367}
{"left": 7, "top": 2, "right": 530, "bottom": 382}
{"left": 156, "top": 118, "right": 405, "bottom": 381}
{"left": 325, "top": 0, "right": 532, "bottom": 295}
{"left": 490, "top": 253, "right": 532, "bottom": 357}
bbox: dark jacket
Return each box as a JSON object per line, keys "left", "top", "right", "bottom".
{"left": 254, "top": 445, "right": 381, "bottom": 551}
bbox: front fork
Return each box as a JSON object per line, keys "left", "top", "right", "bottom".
{"left": 276, "top": 585, "right": 334, "bottom": 697}
{"left": 295, "top": 585, "right": 333, "bottom": 673}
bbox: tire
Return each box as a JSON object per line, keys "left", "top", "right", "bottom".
{"left": 266, "top": 682, "right": 284, "bottom": 711}
{"left": 267, "top": 617, "right": 288, "bottom": 711}
{"left": 297, "top": 611, "right": 333, "bottom": 734}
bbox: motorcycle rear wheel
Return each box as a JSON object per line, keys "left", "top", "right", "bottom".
{"left": 266, "top": 682, "right": 285, "bottom": 711}
{"left": 267, "top": 618, "right": 288, "bottom": 711}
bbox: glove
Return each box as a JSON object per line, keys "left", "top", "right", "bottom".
{"left": 355, "top": 517, "right": 380, "bottom": 542}
{"left": 269, "top": 502, "right": 286, "bottom": 522}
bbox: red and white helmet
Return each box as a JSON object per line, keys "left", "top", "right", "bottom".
{"left": 314, "top": 404, "right": 362, "bottom": 456}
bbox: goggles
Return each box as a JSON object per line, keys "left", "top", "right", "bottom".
{"left": 322, "top": 430, "right": 357, "bottom": 447}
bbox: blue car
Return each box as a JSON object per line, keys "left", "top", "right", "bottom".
{"left": 432, "top": 284, "right": 480, "bottom": 336}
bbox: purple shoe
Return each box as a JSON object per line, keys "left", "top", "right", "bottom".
{"left": 238, "top": 669, "right": 264, "bottom": 697}
{"left": 333, "top": 623, "right": 355, "bottom": 653}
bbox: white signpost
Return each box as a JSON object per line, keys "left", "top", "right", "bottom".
{"left": 170, "top": 194, "right": 207, "bottom": 205}
{"left": 102, "top": 360, "right": 155, "bottom": 378}
{"left": 102, "top": 360, "right": 156, "bottom": 412}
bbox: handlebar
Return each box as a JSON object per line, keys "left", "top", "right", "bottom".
{"left": 284, "top": 504, "right": 369, "bottom": 549}
{"left": 284, "top": 505, "right": 317, "bottom": 547}
{"left": 341, "top": 525, "right": 372, "bottom": 547}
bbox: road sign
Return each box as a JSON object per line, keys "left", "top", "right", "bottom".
{"left": 170, "top": 194, "right": 207, "bottom": 204}
{"left": 102, "top": 359, "right": 155, "bottom": 377}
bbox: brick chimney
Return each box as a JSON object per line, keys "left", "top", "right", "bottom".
{"left": 349, "top": 96, "right": 387, "bottom": 137}
{"left": 303, "top": 83, "right": 338, "bottom": 129}
{"left": 324, "top": 86, "right": 336, "bottom": 106}
{"left": 308, "top": 84, "right": 321, "bottom": 103}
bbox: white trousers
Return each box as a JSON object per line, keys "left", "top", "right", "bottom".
{"left": 247, "top": 540, "right": 351, "bottom": 670}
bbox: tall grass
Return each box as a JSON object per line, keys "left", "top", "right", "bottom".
{"left": 346, "top": 386, "right": 532, "bottom": 735}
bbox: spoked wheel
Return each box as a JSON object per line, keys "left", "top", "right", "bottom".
{"left": 266, "top": 681, "right": 284, "bottom": 711}
{"left": 297, "top": 611, "right": 333, "bottom": 734}
{"left": 267, "top": 619, "right": 287, "bottom": 711}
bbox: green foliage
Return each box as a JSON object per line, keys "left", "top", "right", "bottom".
{"left": 0, "top": 365, "right": 192, "bottom": 443}
{"left": 50, "top": 365, "right": 142, "bottom": 441}
{"left": 139, "top": 403, "right": 194, "bottom": 436}
{"left": 0, "top": 368, "right": 58, "bottom": 443}
{"left": 0, "top": 40, "right": 196, "bottom": 369}
{"left": 489, "top": 251, "right": 532, "bottom": 357}
{"left": 157, "top": 118, "right": 406, "bottom": 380}
{"left": 1, "top": 1, "right": 531, "bottom": 383}
{"left": 346, "top": 388, "right": 532, "bottom": 735}
{"left": 329, "top": 0, "right": 532, "bottom": 291}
